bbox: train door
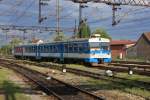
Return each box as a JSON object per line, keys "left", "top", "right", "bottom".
{"left": 59, "top": 44, "right": 64, "bottom": 63}
{"left": 36, "top": 44, "right": 41, "bottom": 59}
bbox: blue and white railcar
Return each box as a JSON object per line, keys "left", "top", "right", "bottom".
{"left": 38, "top": 37, "right": 111, "bottom": 63}
{"left": 13, "top": 37, "right": 111, "bottom": 64}
{"left": 14, "top": 43, "right": 38, "bottom": 59}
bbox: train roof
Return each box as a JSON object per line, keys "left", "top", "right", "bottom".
{"left": 15, "top": 37, "right": 110, "bottom": 47}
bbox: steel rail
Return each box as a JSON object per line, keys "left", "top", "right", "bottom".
{"left": 0, "top": 59, "right": 104, "bottom": 100}
{"left": 6, "top": 59, "right": 149, "bottom": 90}
{"left": 112, "top": 60, "right": 150, "bottom": 65}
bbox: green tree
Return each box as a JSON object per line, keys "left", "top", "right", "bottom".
{"left": 92, "top": 28, "right": 111, "bottom": 39}
{"left": 0, "top": 38, "right": 22, "bottom": 56}
{"left": 54, "top": 32, "right": 66, "bottom": 41}
{"left": 0, "top": 45, "right": 12, "bottom": 55}
{"left": 10, "top": 38, "right": 22, "bottom": 47}
{"left": 78, "top": 19, "right": 91, "bottom": 38}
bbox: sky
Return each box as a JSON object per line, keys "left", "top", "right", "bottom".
{"left": 0, "top": 0, "right": 150, "bottom": 46}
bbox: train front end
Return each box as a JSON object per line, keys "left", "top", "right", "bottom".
{"left": 85, "top": 37, "right": 111, "bottom": 64}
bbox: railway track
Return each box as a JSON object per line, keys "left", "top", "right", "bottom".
{"left": 5, "top": 58, "right": 149, "bottom": 91}
{"left": 1, "top": 58, "right": 150, "bottom": 84}
{"left": 92, "top": 63, "right": 150, "bottom": 76}
{"left": 1, "top": 58, "right": 150, "bottom": 99}
{"left": 2, "top": 57, "right": 150, "bottom": 76}
{"left": 112, "top": 60, "right": 150, "bottom": 65}
{"left": 0, "top": 59, "right": 104, "bottom": 100}
{"left": 107, "top": 60, "right": 150, "bottom": 76}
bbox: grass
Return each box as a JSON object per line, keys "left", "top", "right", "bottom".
{"left": 62, "top": 64, "right": 150, "bottom": 98}
{"left": 113, "top": 57, "right": 149, "bottom": 62}
{"left": 0, "top": 67, "right": 30, "bottom": 100}
{"left": 116, "top": 73, "right": 150, "bottom": 83}
{"left": 18, "top": 61, "right": 150, "bottom": 98}
{"left": 66, "top": 63, "right": 150, "bottom": 82}
{"left": 86, "top": 78, "right": 150, "bottom": 98}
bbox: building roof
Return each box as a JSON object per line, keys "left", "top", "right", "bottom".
{"left": 143, "top": 32, "right": 150, "bottom": 42}
{"left": 111, "top": 40, "right": 135, "bottom": 45}
{"left": 31, "top": 39, "right": 43, "bottom": 44}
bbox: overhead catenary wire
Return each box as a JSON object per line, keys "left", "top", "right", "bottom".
{"left": 86, "top": 6, "right": 149, "bottom": 24}
{"left": 11, "top": 0, "right": 36, "bottom": 24}
{"left": 0, "top": 0, "right": 25, "bottom": 17}
{"left": 0, "top": 0, "right": 150, "bottom": 40}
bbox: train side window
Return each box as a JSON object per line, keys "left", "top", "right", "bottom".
{"left": 51, "top": 45, "right": 53, "bottom": 53}
{"left": 51, "top": 45, "right": 53, "bottom": 52}
{"left": 57, "top": 45, "right": 59, "bottom": 53}
{"left": 55, "top": 45, "right": 58, "bottom": 53}
{"left": 79, "top": 47, "right": 81, "bottom": 53}
{"left": 78, "top": 43, "right": 84, "bottom": 53}
{"left": 40, "top": 46, "right": 43, "bottom": 53}
{"left": 64, "top": 44, "right": 68, "bottom": 53}
{"left": 27, "top": 47, "right": 29, "bottom": 52}
{"left": 32, "top": 46, "right": 34, "bottom": 52}
{"left": 42, "top": 46, "right": 44, "bottom": 53}
{"left": 73, "top": 44, "right": 78, "bottom": 53}
{"left": 28, "top": 47, "right": 30, "bottom": 53}
{"left": 54, "top": 45, "right": 56, "bottom": 53}
{"left": 55, "top": 44, "right": 59, "bottom": 53}
{"left": 38, "top": 46, "right": 40, "bottom": 52}
{"left": 46, "top": 45, "right": 48, "bottom": 53}
{"left": 53, "top": 45, "right": 55, "bottom": 53}
{"left": 69, "top": 44, "right": 73, "bottom": 53}
{"left": 32, "top": 46, "right": 35, "bottom": 52}
{"left": 45, "top": 45, "right": 48, "bottom": 53}
{"left": 47, "top": 45, "right": 50, "bottom": 52}
{"left": 49, "top": 45, "right": 51, "bottom": 52}
{"left": 27, "top": 47, "right": 30, "bottom": 53}
{"left": 31, "top": 46, "right": 32, "bottom": 53}
{"left": 53, "top": 45, "right": 56, "bottom": 53}
{"left": 31, "top": 46, "right": 32, "bottom": 52}
{"left": 49, "top": 45, "right": 52, "bottom": 53}
{"left": 83, "top": 43, "right": 89, "bottom": 53}
{"left": 34, "top": 46, "right": 36, "bottom": 52}
{"left": 30, "top": 46, "right": 32, "bottom": 53}
{"left": 43, "top": 46, "right": 45, "bottom": 53}
{"left": 39, "top": 46, "right": 42, "bottom": 53}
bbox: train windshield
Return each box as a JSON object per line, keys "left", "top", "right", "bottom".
{"left": 100, "top": 42, "right": 109, "bottom": 50}
{"left": 89, "top": 42, "right": 110, "bottom": 50}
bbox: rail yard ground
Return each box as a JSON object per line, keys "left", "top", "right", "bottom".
{"left": 0, "top": 65, "right": 54, "bottom": 100}
{"left": 8, "top": 59, "right": 150, "bottom": 100}
{"left": 0, "top": 58, "right": 150, "bottom": 100}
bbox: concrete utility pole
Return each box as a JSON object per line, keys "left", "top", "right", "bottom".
{"left": 3, "top": 29, "right": 9, "bottom": 40}
{"left": 78, "top": 3, "right": 88, "bottom": 38}
{"left": 79, "top": 3, "right": 82, "bottom": 24}
{"left": 22, "top": 29, "right": 26, "bottom": 44}
{"left": 56, "top": 0, "right": 60, "bottom": 36}
{"left": 112, "top": 5, "right": 121, "bottom": 26}
{"left": 39, "top": 0, "right": 42, "bottom": 23}
{"left": 74, "top": 19, "right": 77, "bottom": 38}
{"left": 112, "top": 5, "right": 117, "bottom": 26}
{"left": 79, "top": 3, "right": 88, "bottom": 24}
